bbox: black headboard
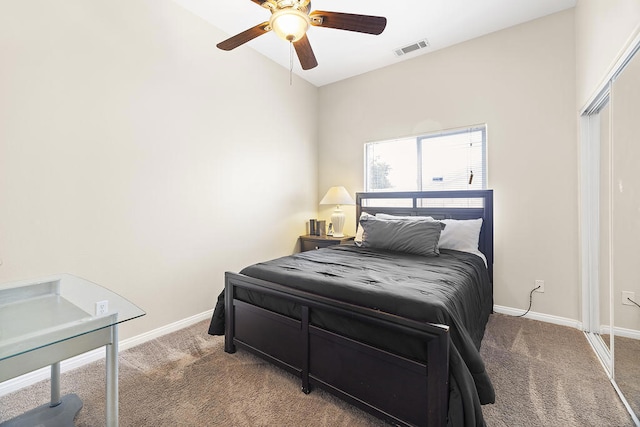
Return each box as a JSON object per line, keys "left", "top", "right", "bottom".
{"left": 355, "top": 190, "right": 494, "bottom": 282}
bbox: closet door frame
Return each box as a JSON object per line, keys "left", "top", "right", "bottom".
{"left": 580, "top": 33, "right": 640, "bottom": 426}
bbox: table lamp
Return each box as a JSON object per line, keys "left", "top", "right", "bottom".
{"left": 319, "top": 186, "right": 355, "bottom": 238}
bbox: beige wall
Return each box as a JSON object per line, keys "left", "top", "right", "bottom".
{"left": 575, "top": 0, "right": 640, "bottom": 109}
{"left": 0, "top": 0, "right": 318, "bottom": 339}
{"left": 318, "top": 10, "right": 579, "bottom": 320}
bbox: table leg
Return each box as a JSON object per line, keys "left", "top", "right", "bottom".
{"left": 106, "top": 325, "right": 118, "bottom": 427}
{"left": 50, "top": 362, "right": 61, "bottom": 407}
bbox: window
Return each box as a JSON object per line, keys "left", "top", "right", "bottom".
{"left": 365, "top": 125, "right": 487, "bottom": 193}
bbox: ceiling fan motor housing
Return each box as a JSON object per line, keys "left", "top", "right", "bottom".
{"left": 262, "top": 0, "right": 311, "bottom": 12}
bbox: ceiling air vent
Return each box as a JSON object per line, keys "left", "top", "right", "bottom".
{"left": 394, "top": 39, "right": 429, "bottom": 57}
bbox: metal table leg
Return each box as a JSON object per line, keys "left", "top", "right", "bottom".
{"left": 106, "top": 325, "right": 119, "bottom": 427}
{"left": 50, "top": 362, "right": 61, "bottom": 407}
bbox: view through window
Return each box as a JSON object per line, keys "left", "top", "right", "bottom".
{"left": 365, "top": 125, "right": 487, "bottom": 193}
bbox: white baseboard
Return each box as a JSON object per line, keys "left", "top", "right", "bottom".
{"left": 493, "top": 305, "right": 583, "bottom": 330}
{"left": 497, "top": 305, "right": 640, "bottom": 341}
{"left": 599, "top": 324, "right": 640, "bottom": 340}
{"left": 0, "top": 309, "right": 214, "bottom": 397}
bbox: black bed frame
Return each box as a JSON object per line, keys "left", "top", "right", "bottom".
{"left": 224, "top": 190, "right": 493, "bottom": 426}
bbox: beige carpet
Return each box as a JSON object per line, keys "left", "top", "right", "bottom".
{"left": 480, "top": 315, "right": 633, "bottom": 426}
{"left": 0, "top": 314, "right": 634, "bottom": 426}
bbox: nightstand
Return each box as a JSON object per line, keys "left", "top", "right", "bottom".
{"left": 299, "top": 235, "right": 354, "bottom": 252}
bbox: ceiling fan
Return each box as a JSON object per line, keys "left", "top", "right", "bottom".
{"left": 216, "top": 0, "right": 387, "bottom": 70}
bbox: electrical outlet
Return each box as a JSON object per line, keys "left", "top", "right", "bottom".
{"left": 95, "top": 300, "right": 109, "bottom": 316}
{"left": 622, "top": 291, "right": 635, "bottom": 306}
{"left": 535, "top": 279, "right": 545, "bottom": 293}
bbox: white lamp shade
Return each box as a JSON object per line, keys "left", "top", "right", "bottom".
{"left": 320, "top": 186, "right": 354, "bottom": 238}
{"left": 269, "top": 8, "right": 310, "bottom": 42}
{"left": 319, "top": 186, "right": 355, "bottom": 206}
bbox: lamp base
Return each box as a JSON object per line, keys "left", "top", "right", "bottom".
{"left": 331, "top": 208, "right": 346, "bottom": 238}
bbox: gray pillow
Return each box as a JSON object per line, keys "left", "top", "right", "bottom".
{"left": 359, "top": 216, "right": 445, "bottom": 256}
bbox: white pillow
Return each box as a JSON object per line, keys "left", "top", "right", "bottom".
{"left": 376, "top": 213, "right": 435, "bottom": 222}
{"left": 439, "top": 218, "right": 483, "bottom": 253}
{"left": 354, "top": 212, "right": 373, "bottom": 246}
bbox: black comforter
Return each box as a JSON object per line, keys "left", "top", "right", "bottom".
{"left": 209, "top": 245, "right": 495, "bottom": 427}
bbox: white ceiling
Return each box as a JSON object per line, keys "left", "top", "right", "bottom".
{"left": 173, "top": 0, "right": 576, "bottom": 87}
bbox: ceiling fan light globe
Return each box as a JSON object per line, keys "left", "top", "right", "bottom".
{"left": 270, "top": 8, "right": 310, "bottom": 42}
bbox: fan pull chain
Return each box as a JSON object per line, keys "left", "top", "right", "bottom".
{"left": 289, "top": 41, "right": 293, "bottom": 86}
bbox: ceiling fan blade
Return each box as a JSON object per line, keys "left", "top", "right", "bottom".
{"left": 216, "top": 22, "right": 270, "bottom": 51}
{"left": 250, "top": 0, "right": 267, "bottom": 5}
{"left": 309, "top": 11, "right": 387, "bottom": 35}
{"left": 293, "top": 34, "right": 318, "bottom": 70}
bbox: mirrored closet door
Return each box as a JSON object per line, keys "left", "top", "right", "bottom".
{"left": 582, "top": 39, "right": 640, "bottom": 425}
{"left": 610, "top": 45, "right": 640, "bottom": 419}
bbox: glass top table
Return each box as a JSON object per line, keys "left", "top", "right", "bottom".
{"left": 0, "top": 274, "right": 145, "bottom": 427}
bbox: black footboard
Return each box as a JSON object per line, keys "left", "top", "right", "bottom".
{"left": 224, "top": 272, "right": 449, "bottom": 427}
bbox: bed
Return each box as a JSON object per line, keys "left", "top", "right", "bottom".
{"left": 209, "top": 190, "right": 495, "bottom": 426}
